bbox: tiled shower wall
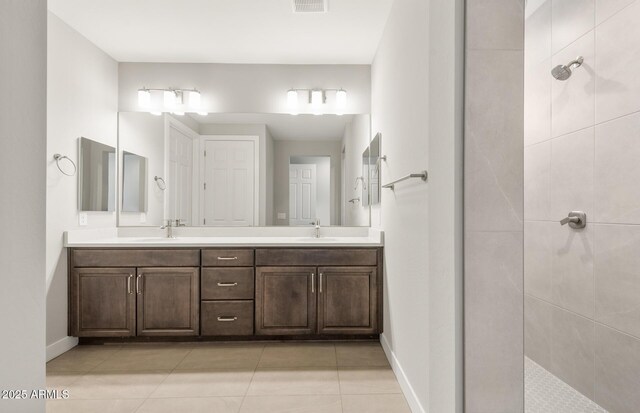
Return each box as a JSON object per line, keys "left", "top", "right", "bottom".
{"left": 524, "top": 1, "right": 640, "bottom": 412}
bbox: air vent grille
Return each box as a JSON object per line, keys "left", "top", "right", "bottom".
{"left": 293, "top": 0, "right": 327, "bottom": 13}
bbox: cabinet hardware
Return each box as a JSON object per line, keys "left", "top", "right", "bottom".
{"left": 217, "top": 257, "right": 238, "bottom": 260}
{"left": 127, "top": 275, "right": 133, "bottom": 294}
{"left": 311, "top": 273, "right": 315, "bottom": 293}
{"left": 217, "top": 316, "right": 238, "bottom": 322}
{"left": 319, "top": 273, "right": 323, "bottom": 293}
{"left": 136, "top": 274, "right": 142, "bottom": 294}
{"left": 217, "top": 282, "right": 238, "bottom": 287}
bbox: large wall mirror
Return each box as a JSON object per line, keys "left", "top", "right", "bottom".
{"left": 117, "top": 112, "right": 374, "bottom": 227}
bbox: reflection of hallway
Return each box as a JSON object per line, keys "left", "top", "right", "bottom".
{"left": 525, "top": 358, "right": 607, "bottom": 413}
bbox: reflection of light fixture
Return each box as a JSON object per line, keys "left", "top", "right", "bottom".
{"left": 138, "top": 89, "right": 151, "bottom": 107}
{"left": 287, "top": 90, "right": 298, "bottom": 115}
{"left": 310, "top": 90, "right": 325, "bottom": 115}
{"left": 336, "top": 89, "right": 347, "bottom": 115}
{"left": 150, "top": 111, "right": 162, "bottom": 116}
{"left": 187, "top": 90, "right": 208, "bottom": 115}
{"left": 164, "top": 90, "right": 177, "bottom": 109}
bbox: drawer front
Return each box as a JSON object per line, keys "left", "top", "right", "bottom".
{"left": 201, "top": 301, "right": 254, "bottom": 336}
{"left": 256, "top": 249, "right": 378, "bottom": 266}
{"left": 202, "top": 268, "right": 254, "bottom": 300}
{"left": 72, "top": 249, "right": 200, "bottom": 267}
{"left": 202, "top": 249, "right": 254, "bottom": 267}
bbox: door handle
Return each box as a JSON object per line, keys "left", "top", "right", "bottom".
{"left": 319, "top": 273, "right": 323, "bottom": 293}
{"left": 311, "top": 273, "right": 315, "bottom": 293}
{"left": 217, "top": 316, "right": 238, "bottom": 322}
{"left": 217, "top": 282, "right": 238, "bottom": 287}
{"left": 136, "top": 274, "right": 142, "bottom": 294}
{"left": 127, "top": 274, "right": 133, "bottom": 294}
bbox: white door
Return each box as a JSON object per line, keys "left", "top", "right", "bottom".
{"left": 168, "top": 125, "right": 193, "bottom": 224}
{"left": 289, "top": 164, "right": 317, "bottom": 226}
{"left": 203, "top": 140, "right": 255, "bottom": 226}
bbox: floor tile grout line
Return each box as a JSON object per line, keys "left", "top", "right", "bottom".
{"left": 237, "top": 343, "right": 265, "bottom": 412}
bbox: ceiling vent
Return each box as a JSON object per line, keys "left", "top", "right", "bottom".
{"left": 292, "top": 0, "right": 328, "bottom": 13}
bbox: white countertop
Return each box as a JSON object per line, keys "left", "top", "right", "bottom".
{"left": 64, "top": 228, "right": 383, "bottom": 248}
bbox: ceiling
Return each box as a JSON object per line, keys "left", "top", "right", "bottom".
{"left": 48, "top": 0, "right": 394, "bottom": 64}
{"left": 189, "top": 113, "right": 354, "bottom": 141}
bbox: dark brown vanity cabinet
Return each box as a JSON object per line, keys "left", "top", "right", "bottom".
{"left": 254, "top": 249, "right": 381, "bottom": 336}
{"left": 69, "top": 249, "right": 200, "bottom": 337}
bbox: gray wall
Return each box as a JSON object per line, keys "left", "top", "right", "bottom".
{"left": 464, "top": 0, "right": 525, "bottom": 412}
{"left": 0, "top": 1, "right": 47, "bottom": 411}
{"left": 524, "top": 2, "right": 640, "bottom": 412}
{"left": 273, "top": 140, "right": 342, "bottom": 226}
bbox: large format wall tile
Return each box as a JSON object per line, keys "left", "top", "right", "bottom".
{"left": 525, "top": 221, "right": 554, "bottom": 301}
{"left": 465, "top": 231, "right": 524, "bottom": 413}
{"left": 594, "top": 111, "right": 640, "bottom": 224}
{"left": 525, "top": 0, "right": 551, "bottom": 67}
{"left": 594, "top": 224, "right": 640, "bottom": 339}
{"left": 467, "top": 0, "right": 524, "bottom": 50}
{"left": 550, "top": 127, "right": 594, "bottom": 221}
{"left": 525, "top": 294, "right": 553, "bottom": 368}
{"left": 524, "top": 60, "right": 551, "bottom": 146}
{"left": 595, "top": 1, "right": 640, "bottom": 123}
{"left": 524, "top": 141, "right": 551, "bottom": 220}
{"left": 551, "top": 31, "right": 595, "bottom": 138}
{"left": 594, "top": 324, "right": 640, "bottom": 413}
{"left": 595, "top": 0, "right": 636, "bottom": 24}
{"left": 465, "top": 50, "right": 524, "bottom": 232}
{"left": 550, "top": 306, "right": 596, "bottom": 399}
{"left": 551, "top": 0, "right": 595, "bottom": 53}
{"left": 551, "top": 223, "right": 595, "bottom": 318}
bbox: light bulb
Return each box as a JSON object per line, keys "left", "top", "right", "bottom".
{"left": 311, "top": 90, "right": 324, "bottom": 116}
{"left": 188, "top": 90, "right": 201, "bottom": 108}
{"left": 336, "top": 89, "right": 347, "bottom": 115}
{"left": 172, "top": 111, "right": 185, "bottom": 116}
{"left": 150, "top": 111, "right": 162, "bottom": 116}
{"left": 138, "top": 89, "right": 151, "bottom": 108}
{"left": 164, "top": 90, "right": 177, "bottom": 109}
{"left": 287, "top": 90, "right": 298, "bottom": 115}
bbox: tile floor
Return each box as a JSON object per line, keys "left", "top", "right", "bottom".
{"left": 525, "top": 357, "right": 608, "bottom": 413}
{"left": 46, "top": 342, "right": 411, "bottom": 413}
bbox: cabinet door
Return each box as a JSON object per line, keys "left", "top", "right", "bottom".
{"left": 317, "top": 267, "right": 378, "bottom": 335}
{"left": 71, "top": 268, "right": 136, "bottom": 337}
{"left": 136, "top": 267, "right": 199, "bottom": 336}
{"left": 255, "top": 266, "right": 316, "bottom": 335}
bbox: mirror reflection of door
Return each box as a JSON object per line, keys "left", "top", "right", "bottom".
{"left": 167, "top": 125, "right": 193, "bottom": 225}
{"left": 289, "top": 156, "right": 331, "bottom": 226}
{"left": 202, "top": 139, "right": 255, "bottom": 226}
{"left": 289, "top": 163, "right": 317, "bottom": 226}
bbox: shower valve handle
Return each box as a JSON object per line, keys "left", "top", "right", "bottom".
{"left": 560, "top": 211, "right": 586, "bottom": 229}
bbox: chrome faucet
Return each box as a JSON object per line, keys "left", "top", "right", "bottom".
{"left": 160, "top": 219, "right": 175, "bottom": 239}
{"left": 313, "top": 218, "right": 321, "bottom": 239}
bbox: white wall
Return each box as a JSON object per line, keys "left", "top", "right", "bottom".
{"left": 372, "top": 0, "right": 463, "bottom": 412}
{"left": 117, "top": 112, "right": 165, "bottom": 226}
{"left": 46, "top": 12, "right": 119, "bottom": 357}
{"left": 118, "top": 63, "right": 371, "bottom": 115}
{"left": 273, "top": 140, "right": 343, "bottom": 226}
{"left": 341, "top": 114, "right": 371, "bottom": 226}
{"left": 0, "top": 1, "right": 47, "bottom": 411}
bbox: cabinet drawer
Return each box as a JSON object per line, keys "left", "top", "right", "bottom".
{"left": 202, "top": 268, "right": 254, "bottom": 300}
{"left": 201, "top": 301, "right": 254, "bottom": 336}
{"left": 72, "top": 249, "right": 200, "bottom": 267}
{"left": 202, "top": 249, "right": 254, "bottom": 267}
{"left": 256, "top": 249, "right": 378, "bottom": 266}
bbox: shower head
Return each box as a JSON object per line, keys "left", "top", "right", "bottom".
{"left": 551, "top": 56, "right": 584, "bottom": 81}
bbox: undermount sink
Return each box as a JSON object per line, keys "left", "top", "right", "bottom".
{"left": 295, "top": 237, "right": 338, "bottom": 242}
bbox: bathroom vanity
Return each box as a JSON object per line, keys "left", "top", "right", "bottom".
{"left": 66, "top": 234, "right": 383, "bottom": 342}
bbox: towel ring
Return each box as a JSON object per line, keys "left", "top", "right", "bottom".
{"left": 53, "top": 154, "right": 77, "bottom": 176}
{"left": 154, "top": 176, "right": 166, "bottom": 190}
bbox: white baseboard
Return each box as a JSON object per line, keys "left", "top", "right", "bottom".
{"left": 46, "top": 336, "right": 78, "bottom": 362}
{"left": 380, "top": 333, "right": 426, "bottom": 413}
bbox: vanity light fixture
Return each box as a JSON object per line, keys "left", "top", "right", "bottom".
{"left": 138, "top": 87, "right": 207, "bottom": 115}
{"left": 285, "top": 88, "right": 347, "bottom": 115}
{"left": 287, "top": 90, "right": 299, "bottom": 115}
